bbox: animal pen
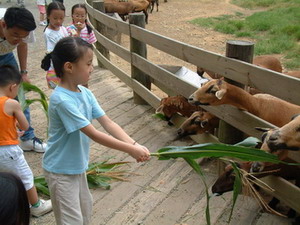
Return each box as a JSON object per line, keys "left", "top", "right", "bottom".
{"left": 86, "top": 0, "right": 300, "bottom": 221}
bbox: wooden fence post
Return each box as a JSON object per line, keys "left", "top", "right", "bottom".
{"left": 217, "top": 40, "right": 254, "bottom": 145}
{"left": 92, "top": 0, "right": 110, "bottom": 68}
{"left": 129, "top": 13, "right": 151, "bottom": 105}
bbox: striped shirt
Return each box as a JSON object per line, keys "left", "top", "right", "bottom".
{"left": 67, "top": 24, "right": 96, "bottom": 44}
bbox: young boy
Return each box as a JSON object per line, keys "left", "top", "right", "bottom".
{"left": 0, "top": 7, "right": 47, "bottom": 152}
{"left": 0, "top": 65, "right": 52, "bottom": 217}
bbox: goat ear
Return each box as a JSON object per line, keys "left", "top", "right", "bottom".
{"left": 215, "top": 89, "right": 226, "bottom": 100}
{"left": 255, "top": 127, "right": 270, "bottom": 132}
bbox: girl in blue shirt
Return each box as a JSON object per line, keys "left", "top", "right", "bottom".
{"left": 41, "top": 37, "right": 150, "bottom": 225}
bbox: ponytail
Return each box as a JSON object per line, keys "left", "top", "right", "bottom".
{"left": 41, "top": 53, "right": 52, "bottom": 71}
{"left": 86, "top": 22, "right": 93, "bottom": 34}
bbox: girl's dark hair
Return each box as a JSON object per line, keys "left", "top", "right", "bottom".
{"left": 0, "top": 172, "right": 30, "bottom": 225}
{"left": 4, "top": 7, "right": 36, "bottom": 31}
{"left": 0, "top": 65, "right": 22, "bottom": 87}
{"left": 71, "top": 4, "right": 93, "bottom": 34}
{"left": 41, "top": 37, "right": 93, "bottom": 78}
{"left": 44, "top": 1, "right": 65, "bottom": 30}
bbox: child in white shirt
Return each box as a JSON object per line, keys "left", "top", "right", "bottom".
{"left": 43, "top": 1, "right": 68, "bottom": 89}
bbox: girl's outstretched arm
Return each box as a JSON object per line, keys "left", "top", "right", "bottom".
{"left": 80, "top": 123, "right": 150, "bottom": 162}
{"left": 96, "top": 115, "right": 135, "bottom": 144}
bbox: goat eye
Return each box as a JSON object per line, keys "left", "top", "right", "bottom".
{"left": 205, "top": 85, "right": 214, "bottom": 93}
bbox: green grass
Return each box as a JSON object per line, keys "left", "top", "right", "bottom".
{"left": 190, "top": 1, "right": 300, "bottom": 69}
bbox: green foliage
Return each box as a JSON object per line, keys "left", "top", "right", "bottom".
{"left": 190, "top": 1, "right": 300, "bottom": 69}
{"left": 18, "top": 82, "right": 49, "bottom": 121}
{"left": 231, "top": 0, "right": 300, "bottom": 9}
{"left": 153, "top": 113, "right": 168, "bottom": 121}
{"left": 34, "top": 161, "right": 133, "bottom": 196}
{"left": 150, "top": 140, "right": 297, "bottom": 224}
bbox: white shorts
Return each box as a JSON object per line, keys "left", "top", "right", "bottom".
{"left": 0, "top": 145, "right": 34, "bottom": 191}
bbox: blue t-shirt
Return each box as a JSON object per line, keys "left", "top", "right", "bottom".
{"left": 43, "top": 86, "right": 105, "bottom": 174}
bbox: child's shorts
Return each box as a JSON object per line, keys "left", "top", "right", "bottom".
{"left": 0, "top": 145, "right": 34, "bottom": 191}
{"left": 46, "top": 70, "right": 60, "bottom": 89}
{"left": 38, "top": 5, "right": 46, "bottom": 14}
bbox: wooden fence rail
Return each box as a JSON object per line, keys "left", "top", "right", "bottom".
{"left": 86, "top": 0, "right": 300, "bottom": 214}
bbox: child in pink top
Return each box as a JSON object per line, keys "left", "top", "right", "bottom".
{"left": 67, "top": 4, "right": 96, "bottom": 45}
{"left": 36, "top": 0, "right": 47, "bottom": 26}
{"left": 43, "top": 1, "right": 68, "bottom": 89}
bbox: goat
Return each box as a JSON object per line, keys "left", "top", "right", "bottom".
{"left": 188, "top": 78, "right": 300, "bottom": 127}
{"left": 196, "top": 55, "right": 283, "bottom": 80}
{"left": 260, "top": 114, "right": 300, "bottom": 152}
{"left": 212, "top": 159, "right": 300, "bottom": 218}
{"left": 284, "top": 70, "right": 300, "bottom": 79}
{"left": 253, "top": 55, "right": 282, "bottom": 73}
{"left": 155, "top": 95, "right": 202, "bottom": 125}
{"left": 147, "top": 0, "right": 159, "bottom": 13}
{"left": 104, "top": 2, "right": 136, "bottom": 21}
{"left": 176, "top": 110, "right": 219, "bottom": 138}
{"left": 250, "top": 114, "right": 300, "bottom": 173}
{"left": 129, "top": 0, "right": 150, "bottom": 23}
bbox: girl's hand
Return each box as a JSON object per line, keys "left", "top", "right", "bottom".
{"left": 74, "top": 22, "right": 85, "bottom": 31}
{"left": 130, "top": 143, "right": 150, "bottom": 163}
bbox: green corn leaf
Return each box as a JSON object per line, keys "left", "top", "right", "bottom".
{"left": 153, "top": 113, "right": 168, "bottom": 121}
{"left": 228, "top": 162, "right": 242, "bottom": 223}
{"left": 152, "top": 143, "right": 281, "bottom": 163}
{"left": 185, "top": 158, "right": 211, "bottom": 225}
{"left": 234, "top": 137, "right": 261, "bottom": 148}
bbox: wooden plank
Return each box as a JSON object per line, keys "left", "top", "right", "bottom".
{"left": 129, "top": 25, "right": 300, "bottom": 105}
{"left": 260, "top": 175, "right": 300, "bottom": 214}
{"left": 254, "top": 213, "right": 292, "bottom": 225}
{"left": 92, "top": 130, "right": 192, "bottom": 224}
{"left": 94, "top": 49, "right": 161, "bottom": 108}
{"left": 180, "top": 191, "right": 233, "bottom": 225}
{"left": 94, "top": 29, "right": 131, "bottom": 62}
{"left": 131, "top": 53, "right": 199, "bottom": 98}
{"left": 142, "top": 171, "right": 217, "bottom": 225}
{"left": 214, "top": 195, "right": 261, "bottom": 225}
{"left": 105, "top": 159, "right": 199, "bottom": 224}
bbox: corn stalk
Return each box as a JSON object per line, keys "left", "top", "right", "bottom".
{"left": 150, "top": 139, "right": 298, "bottom": 224}
{"left": 34, "top": 161, "right": 135, "bottom": 196}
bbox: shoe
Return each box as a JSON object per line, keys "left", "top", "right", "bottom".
{"left": 31, "top": 199, "right": 52, "bottom": 217}
{"left": 39, "top": 21, "right": 47, "bottom": 26}
{"left": 19, "top": 137, "right": 47, "bottom": 153}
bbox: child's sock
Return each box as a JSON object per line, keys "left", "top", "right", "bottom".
{"left": 31, "top": 199, "right": 41, "bottom": 208}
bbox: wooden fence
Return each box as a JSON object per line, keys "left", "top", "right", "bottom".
{"left": 86, "top": 0, "right": 300, "bottom": 214}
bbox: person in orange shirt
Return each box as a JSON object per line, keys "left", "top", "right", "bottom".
{"left": 0, "top": 65, "right": 52, "bottom": 218}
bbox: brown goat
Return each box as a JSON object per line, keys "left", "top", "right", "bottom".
{"left": 254, "top": 114, "right": 300, "bottom": 153}
{"left": 156, "top": 95, "right": 202, "bottom": 125}
{"left": 188, "top": 78, "right": 300, "bottom": 127}
{"left": 129, "top": 0, "right": 150, "bottom": 23}
{"left": 284, "top": 70, "right": 300, "bottom": 79}
{"left": 146, "top": 0, "right": 159, "bottom": 13}
{"left": 176, "top": 110, "right": 219, "bottom": 138}
{"left": 212, "top": 159, "right": 300, "bottom": 217}
{"left": 104, "top": 2, "right": 136, "bottom": 21}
